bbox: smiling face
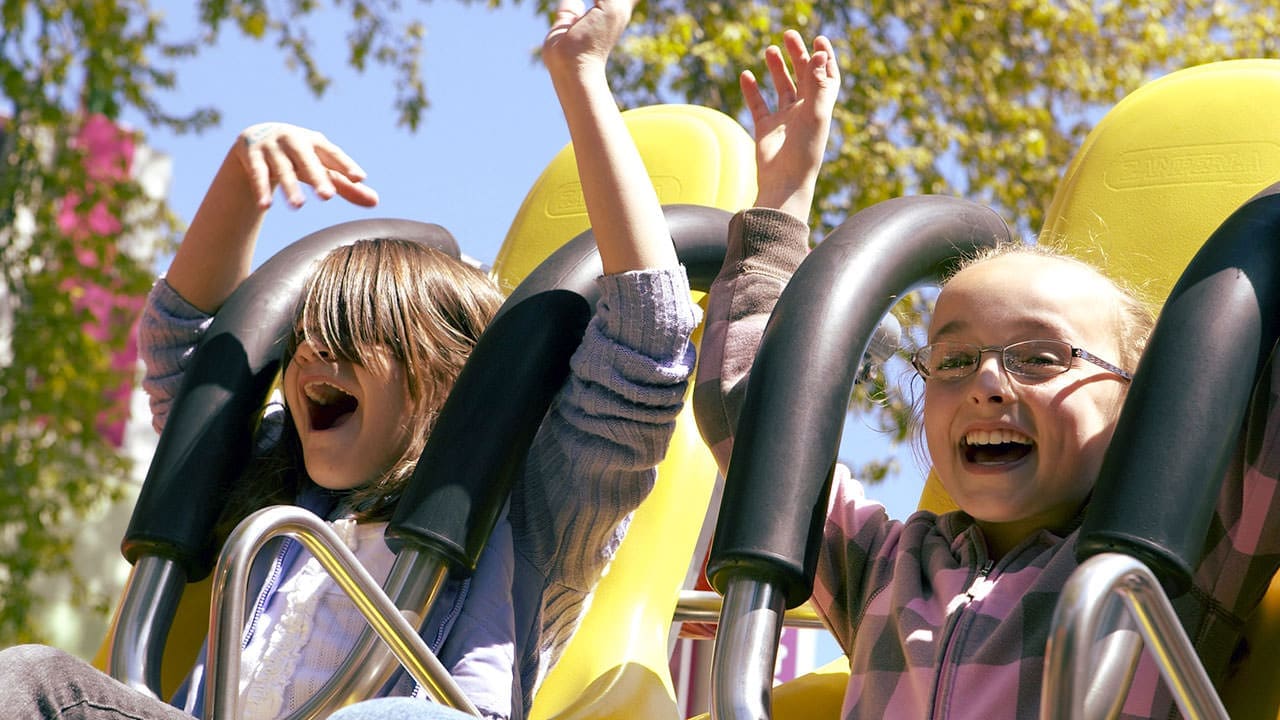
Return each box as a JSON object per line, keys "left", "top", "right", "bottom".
{"left": 923, "top": 252, "right": 1133, "bottom": 553}
{"left": 283, "top": 338, "right": 413, "bottom": 491}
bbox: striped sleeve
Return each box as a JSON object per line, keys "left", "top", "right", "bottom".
{"left": 692, "top": 208, "right": 810, "bottom": 473}
{"left": 511, "top": 266, "right": 700, "bottom": 693}
{"left": 1190, "top": 355, "right": 1280, "bottom": 672}
{"left": 136, "top": 278, "right": 214, "bottom": 433}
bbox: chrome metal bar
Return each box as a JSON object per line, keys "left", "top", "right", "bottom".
{"left": 675, "top": 590, "right": 827, "bottom": 629}
{"left": 710, "top": 577, "right": 787, "bottom": 720}
{"left": 289, "top": 549, "right": 449, "bottom": 719}
{"left": 108, "top": 555, "right": 186, "bottom": 698}
{"left": 1042, "top": 553, "right": 1228, "bottom": 720}
{"left": 1079, "top": 596, "right": 1142, "bottom": 720}
{"left": 205, "top": 506, "right": 479, "bottom": 719}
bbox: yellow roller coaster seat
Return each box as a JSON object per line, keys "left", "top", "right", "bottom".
{"left": 492, "top": 104, "right": 756, "bottom": 720}
{"left": 912, "top": 58, "right": 1280, "bottom": 718}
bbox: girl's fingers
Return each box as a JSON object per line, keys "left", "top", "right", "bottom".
{"left": 243, "top": 146, "right": 274, "bottom": 208}
{"left": 814, "top": 35, "right": 838, "bottom": 78}
{"left": 330, "top": 169, "right": 380, "bottom": 207}
{"left": 313, "top": 141, "right": 367, "bottom": 184}
{"left": 763, "top": 45, "right": 796, "bottom": 106}
{"left": 740, "top": 69, "right": 771, "bottom": 131}
{"left": 262, "top": 143, "right": 305, "bottom": 207}
{"left": 277, "top": 134, "right": 337, "bottom": 201}
{"left": 782, "top": 30, "right": 811, "bottom": 70}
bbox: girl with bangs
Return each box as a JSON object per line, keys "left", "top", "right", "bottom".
{"left": 0, "top": 0, "right": 702, "bottom": 713}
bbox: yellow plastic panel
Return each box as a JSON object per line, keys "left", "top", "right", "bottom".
{"left": 491, "top": 104, "right": 756, "bottom": 293}
{"left": 1044, "top": 59, "right": 1280, "bottom": 302}
{"left": 500, "top": 105, "right": 756, "bottom": 719}
{"left": 917, "top": 468, "right": 959, "bottom": 515}
{"left": 530, "top": 372, "right": 719, "bottom": 720}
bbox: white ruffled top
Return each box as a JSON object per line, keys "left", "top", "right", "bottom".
{"left": 238, "top": 518, "right": 396, "bottom": 720}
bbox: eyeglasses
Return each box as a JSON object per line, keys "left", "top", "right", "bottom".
{"left": 911, "top": 339, "right": 1133, "bottom": 383}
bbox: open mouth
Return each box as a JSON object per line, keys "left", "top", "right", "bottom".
{"left": 962, "top": 428, "right": 1033, "bottom": 466}
{"left": 303, "top": 380, "right": 359, "bottom": 431}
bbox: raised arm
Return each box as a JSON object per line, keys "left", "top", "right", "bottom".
{"left": 693, "top": 31, "right": 840, "bottom": 470}
{"left": 744, "top": 30, "right": 840, "bottom": 219}
{"left": 542, "top": 0, "right": 677, "bottom": 274}
{"left": 164, "top": 122, "right": 378, "bottom": 312}
{"left": 140, "top": 123, "right": 378, "bottom": 431}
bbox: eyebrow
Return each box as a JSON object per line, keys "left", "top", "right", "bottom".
{"left": 929, "top": 317, "right": 1075, "bottom": 342}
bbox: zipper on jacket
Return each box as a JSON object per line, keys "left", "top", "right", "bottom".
{"left": 965, "top": 560, "right": 995, "bottom": 602}
{"left": 242, "top": 537, "right": 294, "bottom": 649}
{"left": 929, "top": 543, "right": 995, "bottom": 718}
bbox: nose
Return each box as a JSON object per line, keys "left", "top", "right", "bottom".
{"left": 968, "top": 351, "right": 1014, "bottom": 405}
{"left": 294, "top": 338, "right": 335, "bottom": 365}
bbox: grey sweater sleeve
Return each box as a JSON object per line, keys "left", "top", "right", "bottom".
{"left": 136, "top": 279, "right": 214, "bottom": 433}
{"left": 510, "top": 265, "right": 701, "bottom": 697}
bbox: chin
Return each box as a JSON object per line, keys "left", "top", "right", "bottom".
{"left": 304, "top": 465, "right": 363, "bottom": 492}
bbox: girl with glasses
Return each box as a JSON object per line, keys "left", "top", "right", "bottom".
{"left": 693, "top": 30, "right": 1280, "bottom": 720}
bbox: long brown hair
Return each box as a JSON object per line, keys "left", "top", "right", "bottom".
{"left": 220, "top": 238, "right": 503, "bottom": 532}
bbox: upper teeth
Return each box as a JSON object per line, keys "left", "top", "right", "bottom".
{"left": 965, "top": 429, "right": 1032, "bottom": 446}
{"left": 304, "top": 381, "right": 346, "bottom": 405}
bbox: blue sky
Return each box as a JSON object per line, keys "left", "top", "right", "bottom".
{"left": 142, "top": 3, "right": 567, "bottom": 272}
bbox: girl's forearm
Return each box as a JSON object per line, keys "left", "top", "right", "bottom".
{"left": 553, "top": 71, "right": 678, "bottom": 275}
{"left": 163, "top": 150, "right": 266, "bottom": 313}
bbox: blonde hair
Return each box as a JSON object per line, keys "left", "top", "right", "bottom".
{"left": 949, "top": 242, "right": 1156, "bottom": 370}
{"left": 223, "top": 238, "right": 504, "bottom": 530}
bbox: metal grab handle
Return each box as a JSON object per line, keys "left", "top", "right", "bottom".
{"left": 1041, "top": 553, "right": 1229, "bottom": 720}
{"left": 205, "top": 505, "right": 480, "bottom": 720}
{"left": 108, "top": 556, "right": 186, "bottom": 697}
{"left": 710, "top": 577, "right": 788, "bottom": 720}
{"left": 287, "top": 549, "right": 451, "bottom": 719}
{"left": 674, "top": 590, "right": 826, "bottom": 630}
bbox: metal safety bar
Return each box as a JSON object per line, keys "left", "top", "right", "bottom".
{"left": 205, "top": 505, "right": 479, "bottom": 720}
{"left": 674, "top": 590, "right": 827, "bottom": 630}
{"left": 1041, "top": 552, "right": 1229, "bottom": 720}
{"left": 109, "top": 555, "right": 187, "bottom": 698}
{"left": 288, "top": 548, "right": 452, "bottom": 719}
{"left": 710, "top": 577, "right": 789, "bottom": 720}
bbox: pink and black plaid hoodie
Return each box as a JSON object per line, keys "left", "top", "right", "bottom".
{"left": 693, "top": 208, "right": 1280, "bottom": 719}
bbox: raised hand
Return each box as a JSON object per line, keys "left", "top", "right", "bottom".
{"left": 234, "top": 122, "right": 379, "bottom": 210}
{"left": 542, "top": 0, "right": 676, "bottom": 275}
{"left": 741, "top": 31, "right": 840, "bottom": 221}
{"left": 167, "top": 123, "right": 379, "bottom": 313}
{"left": 542, "top": 0, "right": 635, "bottom": 83}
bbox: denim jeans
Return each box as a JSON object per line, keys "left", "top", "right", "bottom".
{"left": 0, "top": 645, "right": 193, "bottom": 719}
